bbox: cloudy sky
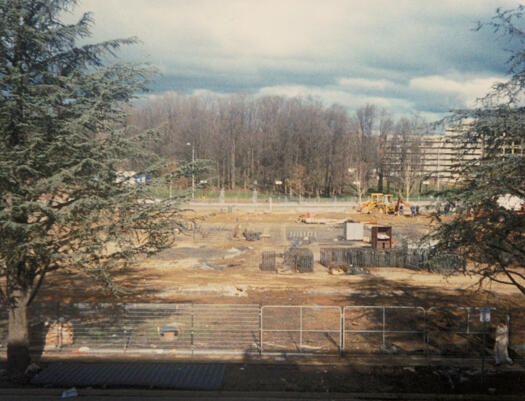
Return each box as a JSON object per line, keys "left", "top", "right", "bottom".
{"left": 67, "top": 0, "right": 520, "bottom": 120}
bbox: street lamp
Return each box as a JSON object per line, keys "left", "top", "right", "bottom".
{"left": 186, "top": 142, "right": 195, "bottom": 200}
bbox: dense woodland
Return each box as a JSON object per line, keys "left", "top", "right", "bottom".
{"left": 126, "top": 93, "right": 429, "bottom": 198}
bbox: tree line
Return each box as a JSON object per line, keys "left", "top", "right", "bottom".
{"left": 126, "top": 93, "right": 429, "bottom": 198}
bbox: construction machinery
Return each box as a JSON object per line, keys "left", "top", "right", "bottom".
{"left": 357, "top": 193, "right": 396, "bottom": 214}
{"left": 395, "top": 198, "right": 413, "bottom": 215}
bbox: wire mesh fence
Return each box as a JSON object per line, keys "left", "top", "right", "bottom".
{"left": 0, "top": 303, "right": 261, "bottom": 356}
{"left": 343, "top": 306, "right": 426, "bottom": 355}
{"left": 185, "top": 223, "right": 340, "bottom": 244}
{"left": 261, "top": 306, "right": 341, "bottom": 355}
{"left": 425, "top": 306, "right": 521, "bottom": 358}
{"left": 509, "top": 308, "right": 525, "bottom": 360}
{"left": 320, "top": 247, "right": 463, "bottom": 272}
{"left": 0, "top": 303, "right": 523, "bottom": 360}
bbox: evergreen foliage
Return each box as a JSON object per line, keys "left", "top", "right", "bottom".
{"left": 429, "top": 6, "right": 525, "bottom": 295}
{"left": 0, "top": 0, "right": 184, "bottom": 374}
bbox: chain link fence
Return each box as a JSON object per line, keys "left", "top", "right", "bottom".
{"left": 0, "top": 303, "right": 523, "bottom": 360}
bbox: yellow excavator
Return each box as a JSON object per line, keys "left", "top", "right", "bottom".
{"left": 357, "top": 193, "right": 397, "bottom": 214}
{"left": 395, "top": 195, "right": 413, "bottom": 215}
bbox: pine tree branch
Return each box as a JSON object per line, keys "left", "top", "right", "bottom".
{"left": 500, "top": 265, "right": 525, "bottom": 295}
{"left": 500, "top": 268, "right": 525, "bottom": 281}
{"left": 484, "top": 274, "right": 514, "bottom": 286}
{"left": 26, "top": 269, "right": 47, "bottom": 306}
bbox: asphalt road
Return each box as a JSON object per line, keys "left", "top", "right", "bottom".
{"left": 0, "top": 389, "right": 523, "bottom": 401}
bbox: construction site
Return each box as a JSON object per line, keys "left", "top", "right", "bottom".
{"left": 3, "top": 1, "right": 525, "bottom": 399}
{"left": 30, "top": 197, "right": 522, "bottom": 306}
{"left": 2, "top": 196, "right": 524, "bottom": 397}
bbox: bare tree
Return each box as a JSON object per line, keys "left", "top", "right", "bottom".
{"left": 348, "top": 104, "right": 378, "bottom": 200}
{"left": 377, "top": 109, "right": 394, "bottom": 193}
{"left": 126, "top": 95, "right": 417, "bottom": 200}
{"left": 388, "top": 117, "right": 426, "bottom": 200}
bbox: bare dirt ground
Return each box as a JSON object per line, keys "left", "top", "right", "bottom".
{"left": 38, "top": 209, "right": 524, "bottom": 309}
{"left": 12, "top": 210, "right": 525, "bottom": 397}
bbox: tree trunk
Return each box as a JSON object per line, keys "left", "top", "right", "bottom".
{"left": 378, "top": 172, "right": 384, "bottom": 193}
{"left": 249, "top": 145, "right": 255, "bottom": 181}
{"left": 7, "top": 301, "right": 31, "bottom": 376}
{"left": 230, "top": 140, "right": 236, "bottom": 190}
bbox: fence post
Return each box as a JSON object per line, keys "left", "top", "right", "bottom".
{"left": 481, "top": 320, "right": 486, "bottom": 385}
{"left": 259, "top": 305, "right": 263, "bottom": 355}
{"left": 424, "top": 308, "right": 428, "bottom": 358}
{"left": 466, "top": 308, "right": 471, "bottom": 355}
{"left": 56, "top": 301, "right": 62, "bottom": 350}
{"left": 382, "top": 306, "right": 386, "bottom": 351}
{"left": 340, "top": 306, "right": 344, "bottom": 356}
{"left": 507, "top": 308, "right": 511, "bottom": 355}
{"left": 191, "top": 304, "right": 195, "bottom": 356}
{"left": 299, "top": 306, "right": 303, "bottom": 353}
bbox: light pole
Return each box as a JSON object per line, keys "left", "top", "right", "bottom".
{"left": 186, "top": 142, "right": 195, "bottom": 200}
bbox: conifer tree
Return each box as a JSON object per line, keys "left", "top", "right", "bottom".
{"left": 430, "top": 6, "right": 525, "bottom": 295}
{"left": 0, "top": 0, "right": 183, "bottom": 374}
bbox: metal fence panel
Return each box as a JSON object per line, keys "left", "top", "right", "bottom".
{"left": 48, "top": 303, "right": 260, "bottom": 355}
{"left": 320, "top": 247, "right": 462, "bottom": 272}
{"left": 343, "top": 306, "right": 383, "bottom": 354}
{"left": 261, "top": 306, "right": 341, "bottom": 355}
{"left": 27, "top": 303, "right": 62, "bottom": 352}
{"left": 509, "top": 308, "right": 525, "bottom": 360}
{"left": 427, "top": 307, "right": 473, "bottom": 356}
{"left": 343, "top": 306, "right": 426, "bottom": 355}
{"left": 260, "top": 250, "right": 277, "bottom": 271}
{"left": 61, "top": 303, "right": 192, "bottom": 352}
{"left": 0, "top": 303, "right": 522, "bottom": 360}
{"left": 426, "top": 307, "right": 507, "bottom": 357}
{"left": 191, "top": 304, "right": 260, "bottom": 353}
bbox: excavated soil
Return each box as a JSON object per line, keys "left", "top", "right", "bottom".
{"left": 37, "top": 210, "right": 524, "bottom": 310}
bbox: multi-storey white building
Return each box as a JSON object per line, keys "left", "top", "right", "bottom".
{"left": 384, "top": 129, "right": 524, "bottom": 189}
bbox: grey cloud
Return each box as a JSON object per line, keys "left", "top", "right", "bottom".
{"left": 70, "top": 0, "right": 520, "bottom": 119}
